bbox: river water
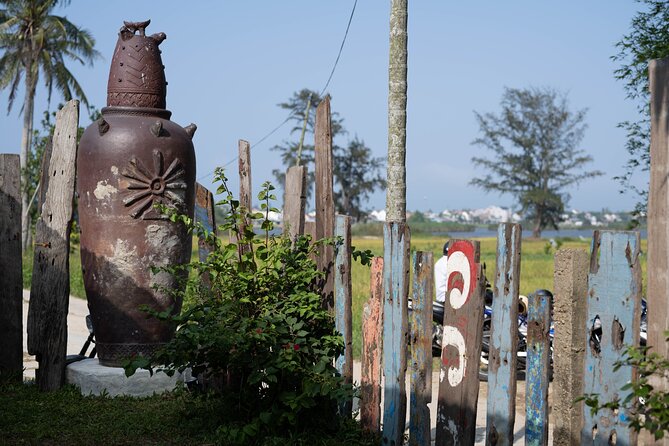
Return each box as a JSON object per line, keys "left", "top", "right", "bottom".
{"left": 437, "top": 227, "right": 647, "bottom": 240}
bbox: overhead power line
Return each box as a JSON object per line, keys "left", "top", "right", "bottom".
{"left": 197, "top": 0, "right": 358, "bottom": 182}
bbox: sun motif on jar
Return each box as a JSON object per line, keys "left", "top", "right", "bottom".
{"left": 120, "top": 149, "right": 186, "bottom": 219}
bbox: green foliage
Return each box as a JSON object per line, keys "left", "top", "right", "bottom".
{"left": 612, "top": 0, "right": 669, "bottom": 216}
{"left": 125, "top": 170, "right": 353, "bottom": 444}
{"left": 271, "top": 89, "right": 385, "bottom": 221}
{"left": 582, "top": 334, "right": 669, "bottom": 440}
{"left": 470, "top": 87, "right": 602, "bottom": 237}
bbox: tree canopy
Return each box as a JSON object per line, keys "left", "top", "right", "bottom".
{"left": 272, "top": 89, "right": 385, "bottom": 221}
{"left": 470, "top": 87, "right": 602, "bottom": 238}
{"left": 612, "top": 0, "right": 669, "bottom": 215}
{"left": 0, "top": 0, "right": 99, "bottom": 247}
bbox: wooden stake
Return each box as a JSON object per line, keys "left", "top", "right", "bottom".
{"left": 315, "top": 96, "right": 335, "bottom": 310}
{"left": 436, "top": 240, "right": 485, "bottom": 446}
{"left": 0, "top": 154, "right": 22, "bottom": 380}
{"left": 382, "top": 222, "right": 410, "bottom": 446}
{"left": 409, "top": 251, "right": 433, "bottom": 446}
{"left": 27, "top": 100, "right": 79, "bottom": 391}
{"left": 486, "top": 223, "right": 522, "bottom": 445}
{"left": 284, "top": 165, "right": 306, "bottom": 241}
{"left": 195, "top": 182, "right": 216, "bottom": 262}
{"left": 361, "top": 257, "right": 383, "bottom": 433}
{"left": 334, "top": 215, "right": 352, "bottom": 417}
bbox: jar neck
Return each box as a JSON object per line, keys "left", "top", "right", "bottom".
{"left": 101, "top": 106, "right": 172, "bottom": 120}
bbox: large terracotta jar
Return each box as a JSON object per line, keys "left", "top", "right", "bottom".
{"left": 77, "top": 20, "right": 196, "bottom": 366}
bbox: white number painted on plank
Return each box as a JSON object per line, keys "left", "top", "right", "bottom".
{"left": 446, "top": 250, "right": 470, "bottom": 310}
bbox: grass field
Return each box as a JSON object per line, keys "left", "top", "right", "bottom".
{"left": 22, "top": 233, "right": 647, "bottom": 359}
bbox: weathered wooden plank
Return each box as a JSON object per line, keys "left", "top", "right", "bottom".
{"left": 435, "top": 239, "right": 485, "bottom": 446}
{"left": 486, "top": 223, "right": 522, "bottom": 446}
{"left": 382, "top": 222, "right": 410, "bottom": 446}
{"left": 195, "top": 182, "right": 216, "bottom": 262}
{"left": 334, "top": 215, "right": 353, "bottom": 417}
{"left": 647, "top": 58, "right": 669, "bottom": 446}
{"left": 238, "top": 139, "right": 251, "bottom": 243}
{"left": 581, "top": 230, "right": 641, "bottom": 445}
{"left": 0, "top": 154, "right": 23, "bottom": 379}
{"left": 283, "top": 165, "right": 306, "bottom": 241}
{"left": 315, "top": 96, "right": 335, "bottom": 310}
{"left": 361, "top": 256, "right": 383, "bottom": 433}
{"left": 525, "top": 289, "right": 553, "bottom": 446}
{"left": 27, "top": 100, "right": 80, "bottom": 391}
{"left": 553, "top": 249, "right": 589, "bottom": 446}
{"left": 409, "top": 251, "right": 433, "bottom": 446}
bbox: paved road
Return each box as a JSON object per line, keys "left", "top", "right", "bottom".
{"left": 22, "top": 291, "right": 552, "bottom": 444}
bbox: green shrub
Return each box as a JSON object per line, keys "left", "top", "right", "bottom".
{"left": 125, "top": 169, "right": 352, "bottom": 444}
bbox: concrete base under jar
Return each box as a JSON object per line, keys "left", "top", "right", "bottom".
{"left": 66, "top": 358, "right": 189, "bottom": 397}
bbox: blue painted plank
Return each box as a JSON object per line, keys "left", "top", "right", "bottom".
{"left": 581, "top": 230, "right": 641, "bottom": 445}
{"left": 435, "top": 239, "right": 485, "bottom": 446}
{"left": 486, "top": 223, "right": 522, "bottom": 446}
{"left": 409, "top": 251, "right": 433, "bottom": 446}
{"left": 335, "top": 215, "right": 353, "bottom": 417}
{"left": 525, "top": 290, "right": 552, "bottom": 446}
{"left": 382, "top": 222, "right": 410, "bottom": 446}
{"left": 194, "top": 183, "right": 215, "bottom": 263}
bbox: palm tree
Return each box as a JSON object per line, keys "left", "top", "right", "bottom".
{"left": 0, "top": 0, "right": 99, "bottom": 248}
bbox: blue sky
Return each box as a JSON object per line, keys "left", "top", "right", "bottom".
{"left": 0, "top": 1, "right": 645, "bottom": 212}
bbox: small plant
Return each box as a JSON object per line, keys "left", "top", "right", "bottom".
{"left": 581, "top": 333, "right": 669, "bottom": 440}
{"left": 125, "top": 168, "right": 353, "bottom": 444}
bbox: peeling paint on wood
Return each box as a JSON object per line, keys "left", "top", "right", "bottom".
{"left": 335, "top": 215, "right": 352, "bottom": 417}
{"left": 284, "top": 165, "right": 306, "bottom": 241}
{"left": 435, "top": 240, "right": 485, "bottom": 446}
{"left": 525, "top": 290, "right": 552, "bottom": 446}
{"left": 486, "top": 223, "right": 521, "bottom": 445}
{"left": 409, "top": 251, "right": 433, "bottom": 446}
{"left": 361, "top": 257, "right": 383, "bottom": 433}
{"left": 581, "top": 231, "right": 641, "bottom": 445}
{"left": 195, "top": 183, "right": 215, "bottom": 261}
{"left": 382, "top": 222, "right": 410, "bottom": 446}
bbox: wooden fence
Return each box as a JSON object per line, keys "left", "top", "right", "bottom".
{"left": 0, "top": 95, "right": 655, "bottom": 445}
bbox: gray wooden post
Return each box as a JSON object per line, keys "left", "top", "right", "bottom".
{"left": 0, "top": 154, "right": 23, "bottom": 380}
{"left": 647, "top": 59, "right": 669, "bottom": 444}
{"left": 334, "top": 215, "right": 352, "bottom": 417}
{"left": 581, "top": 231, "right": 641, "bottom": 445}
{"left": 26, "top": 100, "right": 80, "bottom": 391}
{"left": 283, "top": 165, "right": 306, "bottom": 241}
{"left": 315, "top": 96, "right": 335, "bottom": 310}
{"left": 486, "top": 223, "right": 522, "bottom": 446}
{"left": 409, "top": 251, "right": 433, "bottom": 446}
{"left": 382, "top": 222, "right": 410, "bottom": 446}
{"left": 436, "top": 240, "right": 485, "bottom": 446}
{"left": 525, "top": 289, "right": 553, "bottom": 446}
{"left": 361, "top": 256, "right": 383, "bottom": 433}
{"left": 553, "top": 249, "right": 588, "bottom": 446}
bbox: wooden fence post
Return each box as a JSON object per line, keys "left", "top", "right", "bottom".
{"left": 647, "top": 58, "right": 669, "bottom": 446}
{"left": 195, "top": 182, "right": 216, "bottom": 278}
{"left": 436, "top": 239, "right": 485, "bottom": 446}
{"left": 315, "top": 96, "right": 335, "bottom": 310}
{"left": 382, "top": 222, "right": 410, "bottom": 446}
{"left": 283, "top": 165, "right": 306, "bottom": 240}
{"left": 581, "top": 230, "right": 641, "bottom": 445}
{"left": 553, "top": 249, "right": 589, "bottom": 446}
{"left": 334, "top": 215, "right": 352, "bottom": 416}
{"left": 486, "top": 223, "right": 522, "bottom": 445}
{"left": 0, "top": 154, "right": 22, "bottom": 380}
{"left": 361, "top": 257, "right": 383, "bottom": 433}
{"left": 409, "top": 251, "right": 433, "bottom": 446}
{"left": 238, "top": 138, "right": 251, "bottom": 229}
{"left": 27, "top": 100, "right": 80, "bottom": 391}
{"left": 525, "top": 289, "right": 553, "bottom": 446}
